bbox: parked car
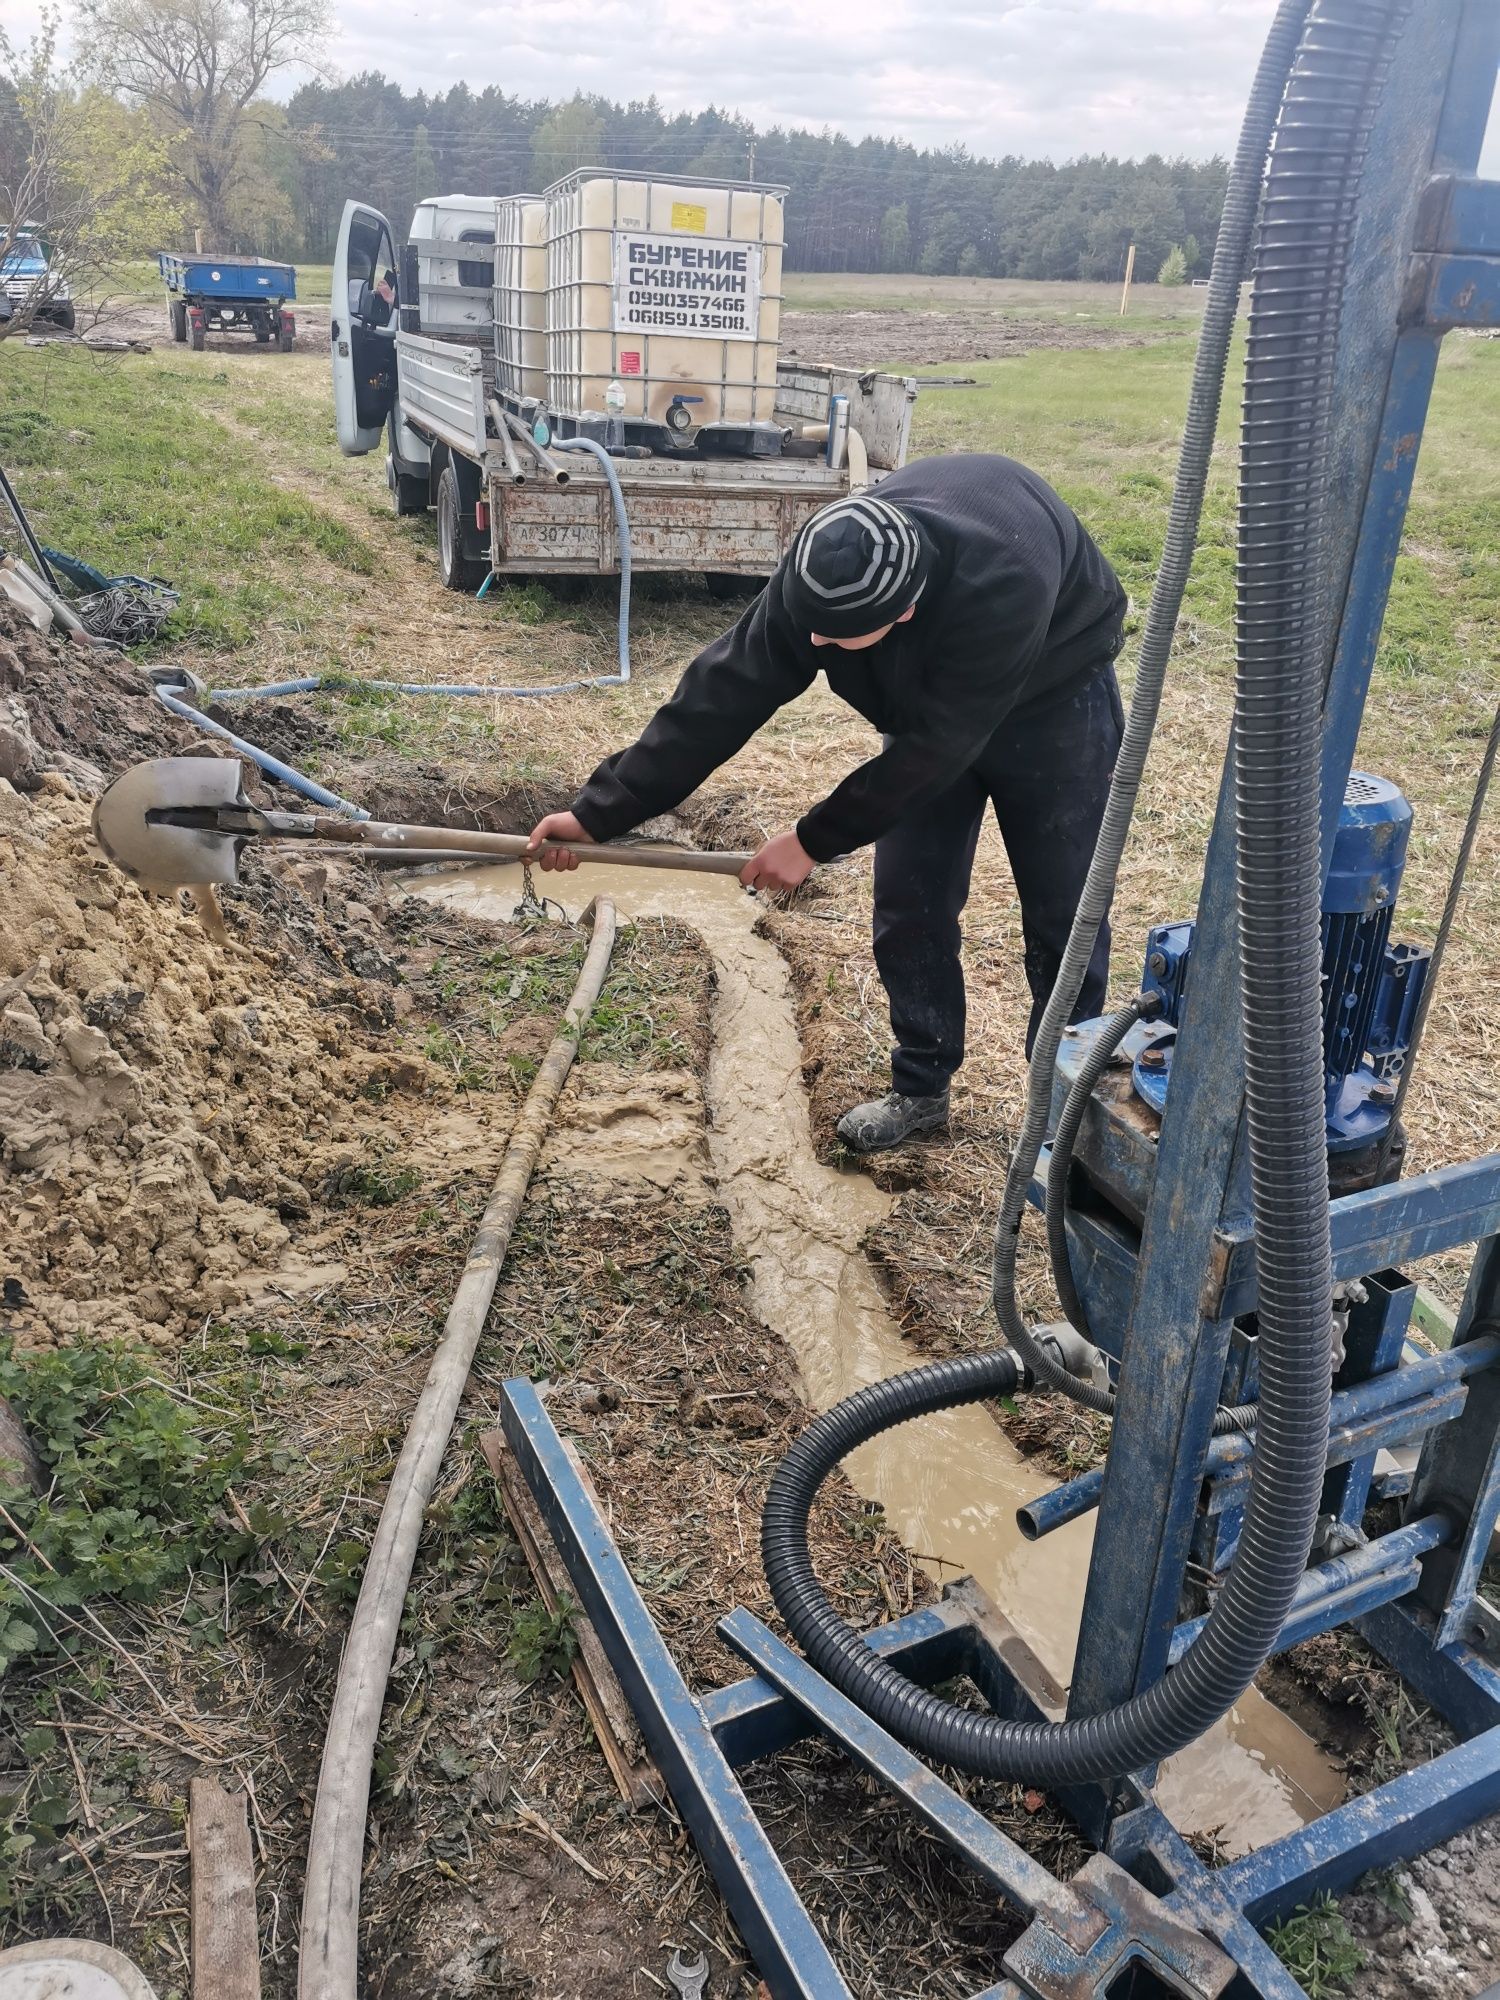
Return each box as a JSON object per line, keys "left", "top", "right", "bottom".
{"left": 1, "top": 227, "right": 73, "bottom": 330}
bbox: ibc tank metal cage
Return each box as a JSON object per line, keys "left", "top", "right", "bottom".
{"left": 493, "top": 195, "right": 547, "bottom": 403}
{"left": 542, "top": 170, "right": 787, "bottom": 432}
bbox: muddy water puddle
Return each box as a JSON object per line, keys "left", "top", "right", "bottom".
{"left": 407, "top": 863, "right": 1342, "bottom": 1852}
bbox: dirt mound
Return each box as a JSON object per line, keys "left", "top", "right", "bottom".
{"left": 0, "top": 603, "right": 438, "bottom": 1348}
{"left": 0, "top": 610, "right": 200, "bottom": 794}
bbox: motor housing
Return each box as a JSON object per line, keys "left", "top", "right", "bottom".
{"left": 1132, "top": 773, "right": 1430, "bottom": 1171}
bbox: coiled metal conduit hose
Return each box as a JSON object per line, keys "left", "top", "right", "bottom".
{"left": 761, "top": 0, "right": 1406, "bottom": 1784}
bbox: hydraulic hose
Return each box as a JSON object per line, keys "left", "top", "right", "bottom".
{"left": 763, "top": 0, "right": 1403, "bottom": 1784}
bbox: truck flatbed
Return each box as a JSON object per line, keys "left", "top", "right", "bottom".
{"left": 389, "top": 329, "right": 916, "bottom": 579}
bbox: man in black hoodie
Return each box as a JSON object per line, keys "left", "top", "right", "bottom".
{"left": 526, "top": 453, "right": 1127, "bottom": 1152}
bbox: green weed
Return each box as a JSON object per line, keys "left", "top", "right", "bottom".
{"left": 0, "top": 1339, "right": 256, "bottom": 1673}
{"left": 0, "top": 349, "right": 377, "bottom": 651}
{"left": 1266, "top": 1896, "right": 1366, "bottom": 1997}
{"left": 506, "top": 1599, "right": 578, "bottom": 1684}
{"left": 324, "top": 1160, "right": 422, "bottom": 1207}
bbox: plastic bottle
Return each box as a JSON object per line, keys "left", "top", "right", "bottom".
{"left": 604, "top": 379, "right": 626, "bottom": 451}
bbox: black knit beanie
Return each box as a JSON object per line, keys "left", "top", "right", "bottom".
{"left": 780, "top": 494, "right": 934, "bottom": 639}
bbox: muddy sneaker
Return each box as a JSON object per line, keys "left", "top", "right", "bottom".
{"left": 836, "top": 1090, "right": 950, "bottom": 1154}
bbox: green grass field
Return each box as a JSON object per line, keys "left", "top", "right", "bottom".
{"left": 3, "top": 278, "right": 1494, "bottom": 715}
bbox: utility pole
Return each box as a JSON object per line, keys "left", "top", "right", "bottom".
{"left": 748, "top": 137, "right": 756, "bottom": 183}
{"left": 1119, "top": 242, "right": 1136, "bottom": 316}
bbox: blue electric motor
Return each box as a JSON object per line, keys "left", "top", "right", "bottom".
{"left": 1134, "top": 773, "right": 1431, "bottom": 1165}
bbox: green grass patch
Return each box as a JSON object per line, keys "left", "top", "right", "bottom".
{"left": 0, "top": 1338, "right": 257, "bottom": 1673}
{"left": 909, "top": 333, "right": 1500, "bottom": 687}
{"left": 1265, "top": 1896, "right": 1366, "bottom": 1997}
{"left": 0, "top": 347, "right": 377, "bottom": 651}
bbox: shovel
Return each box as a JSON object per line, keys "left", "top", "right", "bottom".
{"left": 92, "top": 757, "right": 753, "bottom": 890}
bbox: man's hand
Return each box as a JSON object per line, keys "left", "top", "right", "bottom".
{"left": 740, "top": 829, "right": 815, "bottom": 893}
{"left": 524, "top": 811, "right": 595, "bottom": 872}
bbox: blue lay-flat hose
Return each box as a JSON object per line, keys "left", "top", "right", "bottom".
{"left": 212, "top": 436, "right": 633, "bottom": 709}
{"left": 154, "top": 436, "right": 636, "bottom": 808}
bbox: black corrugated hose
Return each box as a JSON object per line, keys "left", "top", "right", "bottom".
{"left": 761, "top": 0, "right": 1405, "bottom": 1783}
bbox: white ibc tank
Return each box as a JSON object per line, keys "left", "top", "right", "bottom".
{"left": 544, "top": 174, "right": 785, "bottom": 427}
{"left": 409, "top": 194, "right": 497, "bottom": 337}
{"left": 493, "top": 195, "right": 547, "bottom": 400}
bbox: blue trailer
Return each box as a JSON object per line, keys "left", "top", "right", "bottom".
{"left": 157, "top": 251, "right": 297, "bottom": 351}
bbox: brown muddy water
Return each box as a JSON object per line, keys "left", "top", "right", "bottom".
{"left": 406, "top": 863, "right": 1343, "bottom": 1853}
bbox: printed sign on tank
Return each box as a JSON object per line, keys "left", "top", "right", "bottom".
{"left": 611, "top": 232, "right": 762, "bottom": 340}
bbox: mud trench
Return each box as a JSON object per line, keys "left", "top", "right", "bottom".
{"left": 410, "top": 862, "right": 1344, "bottom": 1858}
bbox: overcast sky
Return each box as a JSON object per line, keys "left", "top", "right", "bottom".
{"left": 13, "top": 0, "right": 1498, "bottom": 169}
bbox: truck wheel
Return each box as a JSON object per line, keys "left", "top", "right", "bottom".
{"left": 171, "top": 301, "right": 187, "bottom": 342}
{"left": 53, "top": 304, "right": 75, "bottom": 332}
{"left": 436, "top": 464, "right": 482, "bottom": 591}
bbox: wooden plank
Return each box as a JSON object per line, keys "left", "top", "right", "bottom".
{"left": 1412, "top": 1284, "right": 1459, "bottom": 1350}
{"left": 188, "top": 1777, "right": 260, "bottom": 2000}
{"left": 479, "top": 1430, "right": 663, "bottom": 1808}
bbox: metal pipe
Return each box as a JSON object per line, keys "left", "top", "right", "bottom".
{"left": 502, "top": 409, "right": 568, "bottom": 485}
{"left": 1018, "top": 1334, "right": 1500, "bottom": 1539}
{"left": 1167, "top": 1515, "right": 1453, "bottom": 1665}
{"left": 298, "top": 900, "right": 618, "bottom": 2000}
{"left": 1206, "top": 1333, "right": 1500, "bottom": 1471}
{"left": 487, "top": 398, "right": 527, "bottom": 484}
{"left": 0, "top": 458, "right": 57, "bottom": 588}
{"left": 1203, "top": 1385, "right": 1467, "bottom": 1515}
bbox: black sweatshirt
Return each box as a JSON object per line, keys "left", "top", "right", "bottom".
{"left": 571, "top": 453, "right": 1127, "bottom": 862}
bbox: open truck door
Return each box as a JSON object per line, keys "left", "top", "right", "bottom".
{"left": 331, "top": 200, "right": 398, "bottom": 456}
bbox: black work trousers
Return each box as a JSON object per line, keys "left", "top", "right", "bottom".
{"left": 872, "top": 661, "right": 1124, "bottom": 1098}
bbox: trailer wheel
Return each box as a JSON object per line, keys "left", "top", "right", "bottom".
{"left": 52, "top": 304, "right": 75, "bottom": 333}
{"left": 253, "top": 314, "right": 271, "bottom": 344}
{"left": 436, "top": 464, "right": 483, "bottom": 591}
{"left": 171, "top": 301, "right": 187, "bottom": 343}
{"left": 278, "top": 320, "right": 294, "bottom": 352}
{"left": 189, "top": 314, "right": 206, "bottom": 352}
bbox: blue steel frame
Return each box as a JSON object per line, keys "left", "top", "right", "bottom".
{"left": 494, "top": 13, "right": 1500, "bottom": 1999}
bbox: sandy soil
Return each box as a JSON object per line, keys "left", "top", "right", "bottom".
{"left": 0, "top": 604, "right": 1087, "bottom": 1997}
{"left": 7, "top": 276, "right": 1500, "bottom": 1993}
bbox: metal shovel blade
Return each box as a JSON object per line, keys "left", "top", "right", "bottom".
{"left": 92, "top": 756, "right": 248, "bottom": 888}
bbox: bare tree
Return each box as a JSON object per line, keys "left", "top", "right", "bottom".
{"left": 75, "top": 0, "right": 332, "bottom": 249}
{"left": 0, "top": 11, "right": 183, "bottom": 340}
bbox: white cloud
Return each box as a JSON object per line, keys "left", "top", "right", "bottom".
{"left": 8, "top": 0, "right": 1498, "bottom": 168}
